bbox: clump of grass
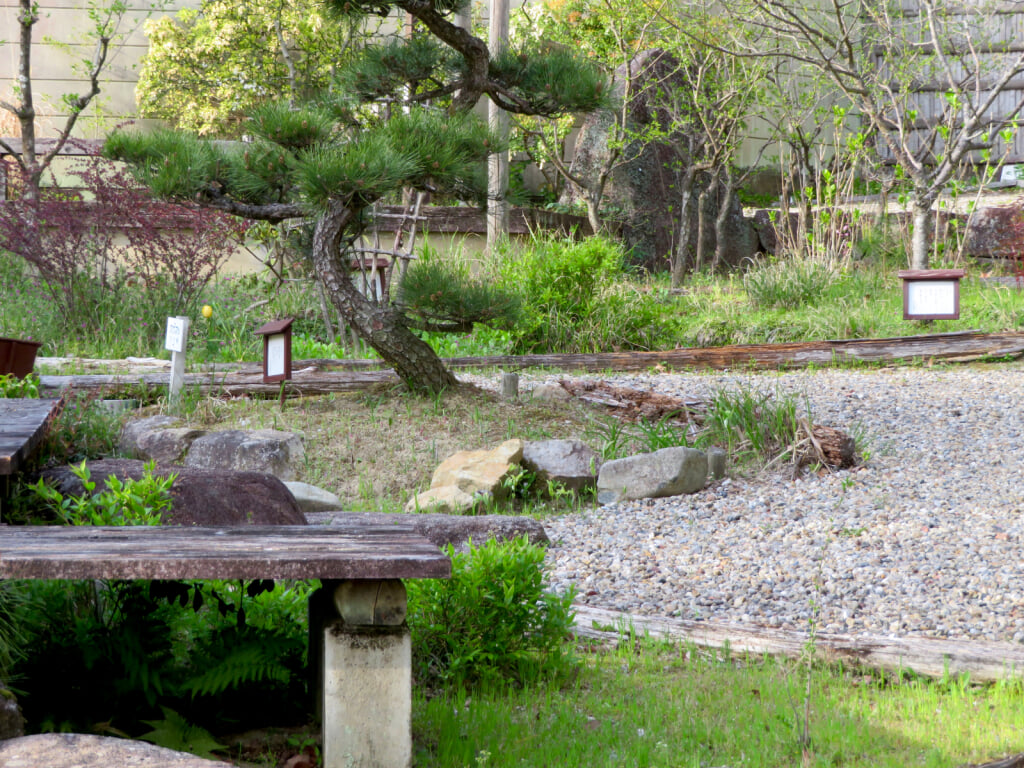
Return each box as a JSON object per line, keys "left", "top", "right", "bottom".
{"left": 695, "top": 385, "right": 805, "bottom": 467}
{"left": 744, "top": 257, "right": 840, "bottom": 310}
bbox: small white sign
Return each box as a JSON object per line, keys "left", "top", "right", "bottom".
{"left": 164, "top": 316, "right": 189, "bottom": 353}
{"left": 907, "top": 280, "right": 957, "bottom": 316}
{"left": 267, "top": 334, "right": 286, "bottom": 378}
{"left": 1001, "top": 164, "right": 1020, "bottom": 183}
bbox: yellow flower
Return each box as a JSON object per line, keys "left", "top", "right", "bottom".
{"left": 201, "top": 305, "right": 213, "bottom": 319}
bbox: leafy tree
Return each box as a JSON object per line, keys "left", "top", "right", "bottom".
{"left": 511, "top": 0, "right": 666, "bottom": 233}
{"left": 725, "top": 0, "right": 1024, "bottom": 269}
{"left": 137, "top": 0, "right": 368, "bottom": 137}
{"left": 109, "top": 0, "right": 608, "bottom": 392}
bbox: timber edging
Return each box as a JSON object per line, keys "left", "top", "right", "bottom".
{"left": 573, "top": 605, "right": 1024, "bottom": 683}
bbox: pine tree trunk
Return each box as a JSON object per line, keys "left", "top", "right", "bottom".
{"left": 312, "top": 201, "right": 458, "bottom": 393}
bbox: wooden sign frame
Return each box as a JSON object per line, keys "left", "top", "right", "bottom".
{"left": 897, "top": 270, "right": 965, "bottom": 320}
{"left": 255, "top": 318, "right": 294, "bottom": 384}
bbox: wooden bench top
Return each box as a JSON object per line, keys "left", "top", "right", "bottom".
{"left": 0, "top": 398, "right": 60, "bottom": 475}
{"left": 0, "top": 524, "right": 452, "bottom": 581}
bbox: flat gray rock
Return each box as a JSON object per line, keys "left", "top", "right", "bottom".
{"left": 0, "top": 734, "right": 226, "bottom": 767}
{"left": 597, "top": 446, "right": 707, "bottom": 504}
{"left": 307, "top": 511, "right": 549, "bottom": 554}
{"left": 184, "top": 429, "right": 304, "bottom": 481}
{"left": 522, "top": 439, "right": 602, "bottom": 493}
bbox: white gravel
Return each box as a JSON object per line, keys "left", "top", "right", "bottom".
{"left": 475, "top": 364, "right": 1024, "bottom": 643}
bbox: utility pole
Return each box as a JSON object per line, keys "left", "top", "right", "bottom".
{"left": 486, "top": 0, "right": 510, "bottom": 250}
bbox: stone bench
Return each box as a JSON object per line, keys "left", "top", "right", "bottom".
{"left": 0, "top": 523, "right": 451, "bottom": 768}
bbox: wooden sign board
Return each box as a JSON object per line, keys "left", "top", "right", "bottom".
{"left": 897, "top": 270, "right": 965, "bottom": 320}
{"left": 255, "top": 318, "right": 294, "bottom": 384}
{"left": 164, "top": 316, "right": 189, "bottom": 353}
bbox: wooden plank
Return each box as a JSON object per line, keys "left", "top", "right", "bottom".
{"left": 37, "top": 332, "right": 1024, "bottom": 398}
{"left": 0, "top": 399, "right": 61, "bottom": 475}
{"left": 0, "top": 525, "right": 452, "bottom": 581}
{"left": 573, "top": 606, "right": 1024, "bottom": 683}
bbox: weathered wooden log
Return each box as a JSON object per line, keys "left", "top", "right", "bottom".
{"left": 301, "top": 330, "right": 1024, "bottom": 374}
{"left": 37, "top": 331, "right": 1024, "bottom": 398}
{"left": 572, "top": 605, "right": 1024, "bottom": 683}
{"left": 810, "top": 424, "right": 856, "bottom": 468}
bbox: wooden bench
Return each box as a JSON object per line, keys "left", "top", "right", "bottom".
{"left": 0, "top": 523, "right": 451, "bottom": 768}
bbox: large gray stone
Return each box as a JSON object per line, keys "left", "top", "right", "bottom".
{"left": 521, "top": 439, "right": 602, "bottom": 493}
{"left": 40, "top": 459, "right": 307, "bottom": 526}
{"left": 283, "top": 481, "right": 341, "bottom": 513}
{"left": 597, "top": 446, "right": 707, "bottom": 504}
{"left": 119, "top": 415, "right": 208, "bottom": 465}
{"left": 563, "top": 48, "right": 758, "bottom": 271}
{"left": 184, "top": 429, "right": 304, "bottom": 481}
{"left": 308, "top": 511, "right": 549, "bottom": 554}
{"left": 0, "top": 734, "right": 226, "bottom": 767}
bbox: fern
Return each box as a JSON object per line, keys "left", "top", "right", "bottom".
{"left": 184, "top": 630, "right": 297, "bottom": 698}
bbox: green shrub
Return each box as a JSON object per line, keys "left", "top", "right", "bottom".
{"left": 28, "top": 460, "right": 174, "bottom": 526}
{"left": 0, "top": 373, "right": 39, "bottom": 398}
{"left": 407, "top": 536, "right": 576, "bottom": 688}
{"left": 495, "top": 235, "right": 673, "bottom": 353}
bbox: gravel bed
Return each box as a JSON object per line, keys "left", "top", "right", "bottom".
{"left": 470, "top": 364, "right": 1024, "bottom": 643}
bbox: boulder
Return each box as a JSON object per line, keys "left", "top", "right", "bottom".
{"left": 0, "top": 734, "right": 226, "bottom": 768}
{"left": 406, "top": 439, "right": 524, "bottom": 514}
{"left": 521, "top": 439, "right": 602, "bottom": 493}
{"left": 184, "top": 429, "right": 304, "bottom": 481}
{"left": 405, "top": 485, "right": 482, "bottom": 515}
{"left": 119, "top": 415, "right": 207, "bottom": 465}
{"left": 563, "top": 48, "right": 758, "bottom": 271}
{"left": 529, "top": 382, "right": 572, "bottom": 403}
{"left": 39, "top": 459, "right": 307, "bottom": 526}
{"left": 964, "top": 204, "right": 1023, "bottom": 259}
{"left": 429, "top": 439, "right": 523, "bottom": 499}
{"left": 597, "top": 446, "right": 708, "bottom": 504}
{"left": 283, "top": 481, "right": 341, "bottom": 513}
{"left": 0, "top": 690, "right": 24, "bottom": 740}
{"left": 308, "top": 511, "right": 549, "bottom": 554}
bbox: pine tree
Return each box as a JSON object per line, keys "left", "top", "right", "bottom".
{"left": 107, "top": 0, "right": 607, "bottom": 392}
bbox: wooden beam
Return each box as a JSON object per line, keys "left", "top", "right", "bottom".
{"left": 573, "top": 605, "right": 1024, "bottom": 683}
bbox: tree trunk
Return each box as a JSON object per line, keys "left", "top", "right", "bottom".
{"left": 712, "top": 167, "right": 733, "bottom": 271}
{"left": 671, "top": 167, "right": 699, "bottom": 289}
{"left": 312, "top": 201, "right": 458, "bottom": 393}
{"left": 695, "top": 184, "right": 711, "bottom": 272}
{"left": 910, "top": 199, "right": 931, "bottom": 270}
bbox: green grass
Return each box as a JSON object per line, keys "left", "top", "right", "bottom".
{"left": 414, "top": 641, "right": 1024, "bottom": 768}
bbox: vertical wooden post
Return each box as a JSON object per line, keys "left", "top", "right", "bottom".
{"left": 164, "top": 316, "right": 189, "bottom": 406}
{"left": 487, "top": 0, "right": 510, "bottom": 251}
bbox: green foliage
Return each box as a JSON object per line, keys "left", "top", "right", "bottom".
{"left": 137, "top": 0, "right": 361, "bottom": 137}
{"left": 245, "top": 102, "right": 336, "bottom": 151}
{"left": 28, "top": 460, "right": 174, "bottom": 526}
{"left": 696, "top": 386, "right": 806, "bottom": 467}
{"left": 744, "top": 257, "right": 840, "bottom": 309}
{"left": 407, "top": 537, "right": 576, "bottom": 688}
{"left": 489, "top": 43, "right": 610, "bottom": 116}
{"left": 104, "top": 129, "right": 224, "bottom": 200}
{"left": 340, "top": 35, "right": 458, "bottom": 103}
{"left": 294, "top": 132, "right": 419, "bottom": 210}
{"left": 0, "top": 582, "right": 33, "bottom": 685}
{"left": 0, "top": 373, "right": 39, "bottom": 398}
{"left": 494, "top": 235, "right": 673, "bottom": 353}
{"left": 140, "top": 707, "right": 226, "bottom": 758}
{"left": 399, "top": 245, "right": 520, "bottom": 330}
{"left": 36, "top": 392, "right": 126, "bottom": 466}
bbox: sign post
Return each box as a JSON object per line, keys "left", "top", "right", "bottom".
{"left": 165, "top": 316, "right": 190, "bottom": 405}
{"left": 255, "top": 318, "right": 294, "bottom": 385}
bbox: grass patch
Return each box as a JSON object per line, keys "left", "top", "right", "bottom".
{"left": 414, "top": 641, "right": 1024, "bottom": 768}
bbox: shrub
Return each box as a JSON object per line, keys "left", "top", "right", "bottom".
{"left": 28, "top": 460, "right": 174, "bottom": 526}
{"left": 0, "top": 149, "right": 243, "bottom": 341}
{"left": 406, "top": 536, "right": 576, "bottom": 688}
{"left": 495, "top": 235, "right": 673, "bottom": 353}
